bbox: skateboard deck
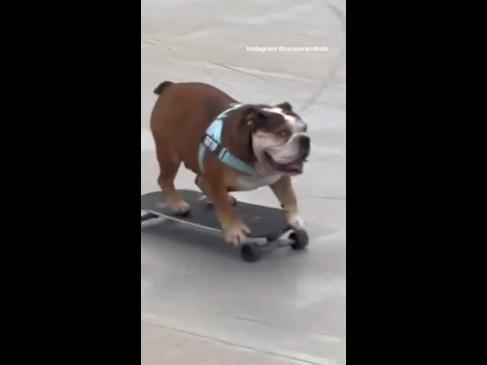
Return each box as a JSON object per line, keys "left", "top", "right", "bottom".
{"left": 141, "top": 189, "right": 289, "bottom": 239}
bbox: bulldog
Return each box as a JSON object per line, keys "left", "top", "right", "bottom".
{"left": 150, "top": 81, "right": 310, "bottom": 245}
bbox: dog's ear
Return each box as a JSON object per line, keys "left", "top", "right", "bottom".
{"left": 224, "top": 105, "right": 267, "bottom": 164}
{"left": 275, "top": 101, "right": 293, "bottom": 112}
{"left": 242, "top": 105, "right": 269, "bottom": 131}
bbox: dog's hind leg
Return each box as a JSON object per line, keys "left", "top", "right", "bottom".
{"left": 155, "top": 143, "right": 190, "bottom": 216}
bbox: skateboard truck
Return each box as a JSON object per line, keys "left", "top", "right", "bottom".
{"left": 239, "top": 228, "right": 309, "bottom": 262}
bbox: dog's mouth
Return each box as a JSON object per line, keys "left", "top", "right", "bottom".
{"left": 264, "top": 151, "right": 307, "bottom": 174}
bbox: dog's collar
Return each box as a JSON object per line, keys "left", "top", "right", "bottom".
{"left": 198, "top": 104, "right": 255, "bottom": 176}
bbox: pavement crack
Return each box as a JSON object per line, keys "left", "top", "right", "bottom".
{"left": 209, "top": 62, "right": 271, "bottom": 81}
{"left": 208, "top": 62, "right": 321, "bottom": 84}
{"left": 299, "top": 2, "right": 346, "bottom": 114}
{"left": 141, "top": 320, "right": 331, "bottom": 365}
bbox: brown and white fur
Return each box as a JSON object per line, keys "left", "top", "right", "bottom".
{"left": 150, "top": 81, "right": 310, "bottom": 245}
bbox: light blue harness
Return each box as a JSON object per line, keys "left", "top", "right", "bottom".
{"left": 198, "top": 104, "right": 255, "bottom": 176}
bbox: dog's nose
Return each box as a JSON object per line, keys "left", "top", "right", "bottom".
{"left": 300, "top": 135, "right": 310, "bottom": 156}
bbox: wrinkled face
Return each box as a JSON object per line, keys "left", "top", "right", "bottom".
{"left": 248, "top": 102, "right": 310, "bottom": 175}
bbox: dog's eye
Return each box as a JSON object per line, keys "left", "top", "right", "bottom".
{"left": 278, "top": 130, "right": 291, "bottom": 138}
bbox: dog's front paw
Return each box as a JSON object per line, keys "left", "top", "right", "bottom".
{"left": 287, "top": 213, "right": 305, "bottom": 230}
{"left": 223, "top": 220, "right": 250, "bottom": 247}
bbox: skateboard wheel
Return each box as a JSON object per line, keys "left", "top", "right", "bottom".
{"left": 290, "top": 230, "right": 309, "bottom": 250}
{"left": 240, "top": 242, "right": 262, "bottom": 262}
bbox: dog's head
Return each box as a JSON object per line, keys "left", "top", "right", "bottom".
{"left": 231, "top": 103, "right": 310, "bottom": 175}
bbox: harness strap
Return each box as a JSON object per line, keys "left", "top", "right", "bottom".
{"left": 198, "top": 104, "right": 255, "bottom": 176}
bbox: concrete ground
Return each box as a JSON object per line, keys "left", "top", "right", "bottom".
{"left": 141, "top": 1, "right": 346, "bottom": 364}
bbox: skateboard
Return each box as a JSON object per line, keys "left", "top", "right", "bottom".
{"left": 141, "top": 189, "right": 309, "bottom": 262}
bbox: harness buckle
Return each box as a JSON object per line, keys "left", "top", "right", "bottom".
{"left": 203, "top": 135, "right": 218, "bottom": 152}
